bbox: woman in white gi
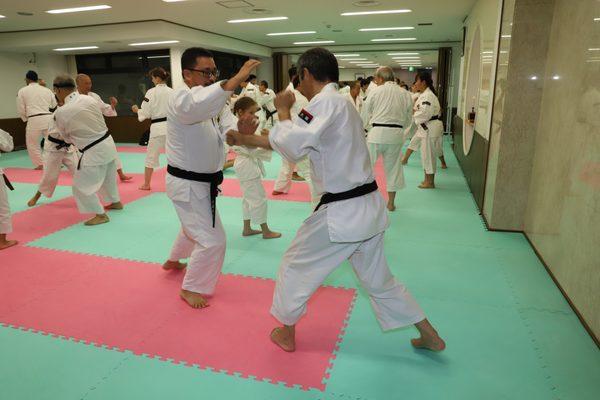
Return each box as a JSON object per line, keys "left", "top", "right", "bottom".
{"left": 228, "top": 48, "right": 445, "bottom": 354}
{"left": 0, "top": 128, "right": 17, "bottom": 250}
{"left": 401, "top": 72, "right": 447, "bottom": 188}
{"left": 27, "top": 110, "right": 77, "bottom": 207}
{"left": 132, "top": 67, "right": 173, "bottom": 190}
{"left": 232, "top": 97, "right": 281, "bottom": 239}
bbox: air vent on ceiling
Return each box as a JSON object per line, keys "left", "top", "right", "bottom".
{"left": 244, "top": 8, "right": 273, "bottom": 15}
{"left": 418, "top": 23, "right": 433, "bottom": 26}
{"left": 104, "top": 40, "right": 121, "bottom": 44}
{"left": 332, "top": 29, "right": 343, "bottom": 33}
{"left": 353, "top": 1, "right": 380, "bottom": 6}
{"left": 216, "top": 0, "right": 254, "bottom": 8}
{"left": 17, "top": 11, "right": 34, "bottom": 16}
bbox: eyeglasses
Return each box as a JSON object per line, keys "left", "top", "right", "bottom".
{"left": 187, "top": 68, "right": 220, "bottom": 78}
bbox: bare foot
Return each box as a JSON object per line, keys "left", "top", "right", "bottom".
{"left": 262, "top": 231, "right": 282, "bottom": 239}
{"left": 34, "top": 165, "right": 43, "bottom": 170}
{"left": 27, "top": 194, "right": 41, "bottom": 207}
{"left": 292, "top": 172, "right": 305, "bottom": 182}
{"left": 180, "top": 289, "right": 209, "bottom": 309}
{"left": 243, "top": 228, "right": 262, "bottom": 236}
{"left": 105, "top": 202, "right": 124, "bottom": 210}
{"left": 441, "top": 164, "right": 448, "bottom": 169}
{"left": 84, "top": 214, "right": 110, "bottom": 226}
{"left": 162, "top": 260, "right": 187, "bottom": 270}
{"left": 411, "top": 335, "right": 446, "bottom": 352}
{"left": 387, "top": 203, "right": 396, "bottom": 212}
{"left": 0, "top": 240, "right": 18, "bottom": 250}
{"left": 119, "top": 174, "right": 133, "bottom": 182}
{"left": 401, "top": 158, "right": 408, "bottom": 165}
{"left": 272, "top": 191, "right": 285, "bottom": 196}
{"left": 270, "top": 327, "right": 296, "bottom": 352}
{"left": 139, "top": 184, "right": 151, "bottom": 191}
{"left": 418, "top": 184, "right": 435, "bottom": 189}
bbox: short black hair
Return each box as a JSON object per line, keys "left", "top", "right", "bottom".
{"left": 181, "top": 47, "right": 214, "bottom": 72}
{"left": 288, "top": 65, "right": 297, "bottom": 80}
{"left": 260, "top": 80, "right": 268, "bottom": 88}
{"left": 26, "top": 70, "right": 38, "bottom": 81}
{"left": 249, "top": 74, "right": 257, "bottom": 80}
{"left": 297, "top": 47, "right": 339, "bottom": 83}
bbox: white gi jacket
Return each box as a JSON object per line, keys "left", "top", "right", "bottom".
{"left": 80, "top": 91, "right": 117, "bottom": 117}
{"left": 166, "top": 83, "right": 237, "bottom": 203}
{"left": 137, "top": 83, "right": 173, "bottom": 138}
{"left": 239, "top": 82, "right": 260, "bottom": 103}
{"left": 414, "top": 88, "right": 443, "bottom": 139}
{"left": 233, "top": 116, "right": 272, "bottom": 181}
{"left": 17, "top": 83, "right": 57, "bottom": 132}
{"left": 0, "top": 129, "right": 14, "bottom": 173}
{"left": 363, "top": 81, "right": 413, "bottom": 145}
{"left": 54, "top": 92, "right": 117, "bottom": 167}
{"left": 269, "top": 83, "right": 388, "bottom": 243}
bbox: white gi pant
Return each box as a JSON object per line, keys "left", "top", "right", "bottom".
{"left": 168, "top": 180, "right": 226, "bottom": 295}
{"left": 145, "top": 135, "right": 166, "bottom": 169}
{"left": 271, "top": 206, "right": 425, "bottom": 330}
{"left": 273, "top": 157, "right": 319, "bottom": 208}
{"left": 26, "top": 129, "right": 46, "bottom": 168}
{"left": 72, "top": 159, "right": 120, "bottom": 215}
{"left": 240, "top": 178, "right": 268, "bottom": 225}
{"left": 367, "top": 143, "right": 405, "bottom": 192}
{"left": 39, "top": 149, "right": 77, "bottom": 197}
{"left": 418, "top": 136, "right": 437, "bottom": 175}
{"left": 0, "top": 176, "right": 11, "bottom": 234}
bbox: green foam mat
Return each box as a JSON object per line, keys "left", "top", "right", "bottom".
{"left": 8, "top": 182, "right": 73, "bottom": 214}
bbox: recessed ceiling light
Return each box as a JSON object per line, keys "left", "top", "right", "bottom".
{"left": 359, "top": 27, "right": 414, "bottom": 31}
{"left": 387, "top": 52, "right": 419, "bottom": 55}
{"left": 129, "top": 40, "right": 180, "bottom": 46}
{"left": 589, "top": 48, "right": 600, "bottom": 51}
{"left": 293, "top": 40, "right": 334, "bottom": 45}
{"left": 349, "top": 61, "right": 372, "bottom": 63}
{"left": 267, "top": 31, "right": 316, "bottom": 36}
{"left": 371, "top": 38, "right": 416, "bottom": 42}
{"left": 343, "top": 58, "right": 368, "bottom": 61}
{"left": 552, "top": 75, "right": 560, "bottom": 80}
{"left": 502, "top": 34, "right": 511, "bottom": 38}
{"left": 228, "top": 16, "right": 287, "bottom": 23}
{"left": 530, "top": 76, "right": 538, "bottom": 80}
{"left": 333, "top": 53, "right": 360, "bottom": 57}
{"left": 341, "top": 9, "right": 411, "bottom": 16}
{"left": 0, "top": 15, "right": 5, "bottom": 18}
{"left": 392, "top": 56, "right": 421, "bottom": 59}
{"left": 482, "top": 51, "right": 493, "bottom": 54}
{"left": 46, "top": 5, "right": 111, "bottom": 14}
{"left": 594, "top": 17, "right": 599, "bottom": 21}
{"left": 586, "top": 59, "right": 600, "bottom": 62}
{"left": 54, "top": 46, "right": 99, "bottom": 51}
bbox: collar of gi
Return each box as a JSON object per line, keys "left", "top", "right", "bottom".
{"left": 64, "top": 91, "right": 79, "bottom": 105}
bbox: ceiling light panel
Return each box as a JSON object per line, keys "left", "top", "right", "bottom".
{"left": 54, "top": 46, "right": 99, "bottom": 51}
{"left": 371, "top": 38, "right": 417, "bottom": 42}
{"left": 359, "top": 27, "right": 414, "bottom": 31}
{"left": 228, "top": 16, "right": 288, "bottom": 23}
{"left": 293, "top": 40, "right": 334, "bottom": 45}
{"left": 129, "top": 40, "right": 180, "bottom": 46}
{"left": 341, "top": 9, "right": 412, "bottom": 16}
{"left": 267, "top": 31, "right": 315, "bottom": 36}
{"left": 46, "top": 5, "right": 111, "bottom": 14}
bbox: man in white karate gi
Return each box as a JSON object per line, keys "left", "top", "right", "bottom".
{"left": 53, "top": 75, "right": 122, "bottom": 226}
{"left": 17, "top": 70, "right": 57, "bottom": 169}
{"left": 161, "top": 47, "right": 260, "bottom": 309}
{"left": 76, "top": 73, "right": 132, "bottom": 182}
{"left": 362, "top": 66, "right": 414, "bottom": 211}
{"left": 0, "top": 128, "right": 17, "bottom": 250}
{"left": 228, "top": 48, "right": 445, "bottom": 353}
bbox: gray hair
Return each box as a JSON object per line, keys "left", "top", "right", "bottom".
{"left": 375, "top": 66, "right": 395, "bottom": 82}
{"left": 53, "top": 74, "right": 76, "bottom": 89}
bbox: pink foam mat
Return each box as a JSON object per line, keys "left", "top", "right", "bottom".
{"left": 3, "top": 167, "right": 74, "bottom": 186}
{"left": 11, "top": 177, "right": 152, "bottom": 244}
{"left": 0, "top": 246, "right": 355, "bottom": 390}
{"left": 116, "top": 146, "right": 160, "bottom": 154}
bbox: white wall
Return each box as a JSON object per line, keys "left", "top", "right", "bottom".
{"left": 256, "top": 56, "right": 274, "bottom": 88}
{"left": 0, "top": 52, "right": 70, "bottom": 119}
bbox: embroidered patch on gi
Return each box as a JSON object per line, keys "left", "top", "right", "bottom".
{"left": 143, "top": 97, "right": 149, "bottom": 102}
{"left": 298, "top": 109, "right": 314, "bottom": 124}
{"left": 422, "top": 101, "right": 431, "bottom": 106}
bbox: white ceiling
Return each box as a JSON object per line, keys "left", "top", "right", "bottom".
{"left": 0, "top": 0, "right": 476, "bottom": 44}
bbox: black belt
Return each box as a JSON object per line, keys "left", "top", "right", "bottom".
{"left": 315, "top": 181, "right": 378, "bottom": 212}
{"left": 2, "top": 174, "right": 14, "bottom": 191}
{"left": 372, "top": 123, "right": 403, "bottom": 129}
{"left": 167, "top": 165, "right": 224, "bottom": 227}
{"left": 77, "top": 132, "right": 111, "bottom": 170}
{"left": 263, "top": 107, "right": 277, "bottom": 123}
{"left": 27, "top": 113, "right": 52, "bottom": 118}
{"left": 151, "top": 117, "right": 167, "bottom": 124}
{"left": 47, "top": 135, "right": 71, "bottom": 150}
{"left": 420, "top": 115, "right": 442, "bottom": 130}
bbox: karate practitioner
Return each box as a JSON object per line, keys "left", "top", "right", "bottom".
{"left": 17, "top": 70, "right": 57, "bottom": 169}
{"left": 27, "top": 108, "right": 77, "bottom": 207}
{"left": 402, "top": 72, "right": 447, "bottom": 188}
{"left": 53, "top": 75, "right": 122, "bottom": 226}
{"left": 232, "top": 96, "right": 281, "bottom": 239}
{"left": 132, "top": 67, "right": 173, "bottom": 190}
{"left": 239, "top": 76, "right": 260, "bottom": 104}
{"left": 227, "top": 47, "right": 445, "bottom": 353}
{"left": 161, "top": 47, "right": 260, "bottom": 309}
{"left": 259, "top": 80, "right": 277, "bottom": 128}
{"left": 363, "top": 67, "right": 413, "bottom": 211}
{"left": 343, "top": 80, "right": 363, "bottom": 113}
{"left": 0, "top": 128, "right": 17, "bottom": 250}
{"left": 272, "top": 66, "right": 318, "bottom": 207}
{"left": 76, "top": 73, "right": 132, "bottom": 182}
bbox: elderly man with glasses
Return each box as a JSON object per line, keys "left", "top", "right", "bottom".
{"left": 161, "top": 47, "right": 260, "bottom": 309}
